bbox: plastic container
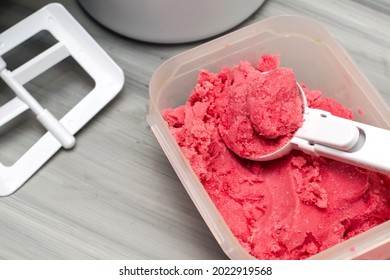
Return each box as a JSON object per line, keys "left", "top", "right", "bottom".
{"left": 147, "top": 15, "right": 390, "bottom": 259}
{"left": 78, "top": 0, "right": 265, "bottom": 43}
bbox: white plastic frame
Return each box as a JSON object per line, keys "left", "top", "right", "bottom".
{"left": 0, "top": 3, "right": 124, "bottom": 196}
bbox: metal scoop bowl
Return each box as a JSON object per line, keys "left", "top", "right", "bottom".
{"left": 235, "top": 82, "right": 390, "bottom": 176}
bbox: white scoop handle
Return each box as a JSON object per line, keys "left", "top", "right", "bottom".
{"left": 291, "top": 108, "right": 390, "bottom": 175}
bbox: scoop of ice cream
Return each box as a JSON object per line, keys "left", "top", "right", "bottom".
{"left": 218, "top": 61, "right": 303, "bottom": 160}
{"left": 247, "top": 68, "right": 303, "bottom": 139}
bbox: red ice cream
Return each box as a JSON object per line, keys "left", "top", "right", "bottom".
{"left": 218, "top": 60, "right": 303, "bottom": 160}
{"left": 163, "top": 54, "right": 390, "bottom": 260}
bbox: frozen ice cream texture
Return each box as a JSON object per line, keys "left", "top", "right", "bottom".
{"left": 218, "top": 61, "right": 304, "bottom": 160}
{"left": 163, "top": 54, "right": 390, "bottom": 260}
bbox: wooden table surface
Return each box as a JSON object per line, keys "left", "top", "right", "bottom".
{"left": 0, "top": 0, "right": 389, "bottom": 259}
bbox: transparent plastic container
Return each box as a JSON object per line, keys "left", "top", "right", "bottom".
{"left": 147, "top": 15, "right": 390, "bottom": 259}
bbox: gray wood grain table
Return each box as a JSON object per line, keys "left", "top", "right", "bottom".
{"left": 0, "top": 0, "right": 389, "bottom": 259}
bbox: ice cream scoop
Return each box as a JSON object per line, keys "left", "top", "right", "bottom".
{"left": 240, "top": 81, "right": 390, "bottom": 176}
{"left": 218, "top": 67, "right": 305, "bottom": 161}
